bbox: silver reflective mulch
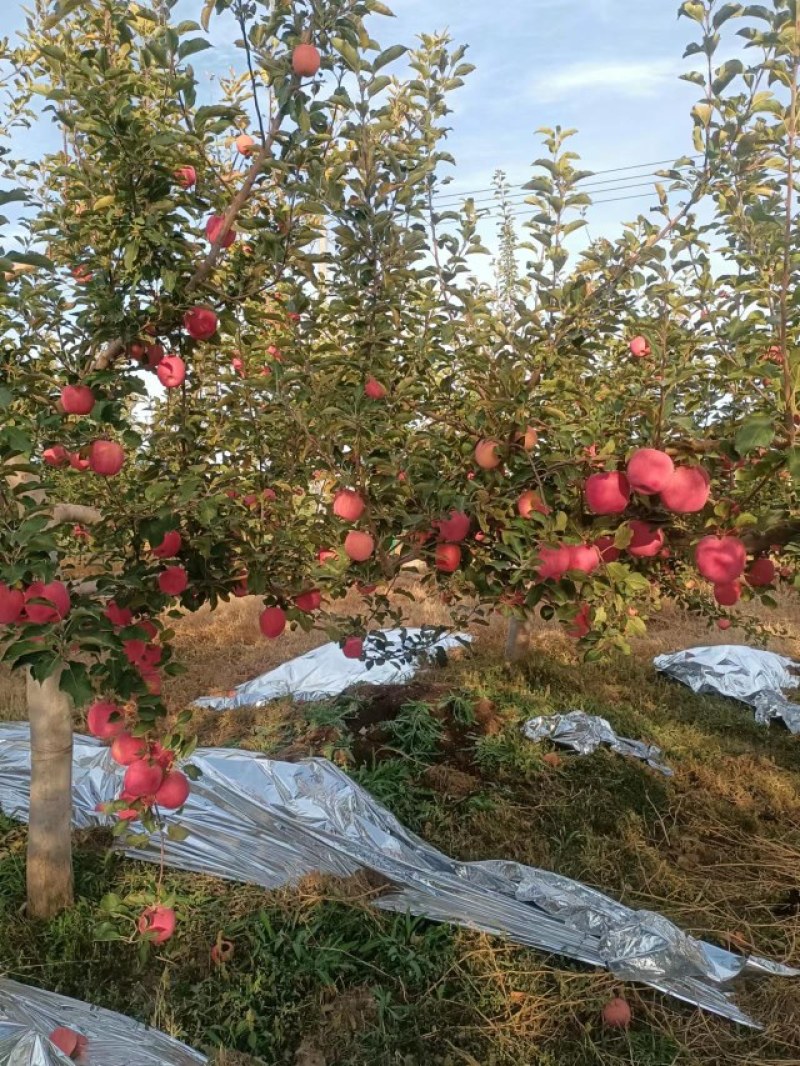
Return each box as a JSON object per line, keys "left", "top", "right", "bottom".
{"left": 654, "top": 645, "right": 800, "bottom": 733}
{"left": 523, "top": 711, "right": 673, "bottom": 775}
{"left": 0, "top": 723, "right": 795, "bottom": 1028}
{"left": 0, "top": 978, "right": 205, "bottom": 1065}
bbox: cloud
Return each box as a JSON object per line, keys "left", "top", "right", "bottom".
{"left": 528, "top": 58, "right": 679, "bottom": 103}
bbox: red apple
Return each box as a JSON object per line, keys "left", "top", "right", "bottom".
{"left": 211, "top": 939, "right": 234, "bottom": 965}
{"left": 333, "top": 488, "right": 365, "bottom": 522}
{"left": 601, "top": 997, "right": 631, "bottom": 1028}
{"left": 123, "top": 639, "right": 149, "bottom": 665}
{"left": 629, "top": 336, "right": 650, "bottom": 358}
{"left": 474, "top": 438, "right": 501, "bottom": 470}
{"left": 138, "top": 904, "right": 176, "bottom": 944}
{"left": 24, "top": 580, "right": 70, "bottom": 623}
{"left": 435, "top": 543, "right": 462, "bottom": 572}
{"left": 135, "top": 342, "right": 165, "bottom": 369}
{"left": 110, "top": 732, "right": 148, "bottom": 766}
{"left": 158, "top": 566, "right": 188, "bottom": 596}
{"left": 48, "top": 1027, "right": 87, "bottom": 1059}
{"left": 0, "top": 584, "right": 24, "bottom": 624}
{"left": 293, "top": 590, "right": 322, "bottom": 612}
{"left": 746, "top": 557, "right": 775, "bottom": 587}
{"left": 519, "top": 425, "right": 538, "bottom": 450}
{"left": 205, "top": 214, "right": 236, "bottom": 248}
{"left": 517, "top": 490, "right": 551, "bottom": 518}
{"left": 155, "top": 770, "right": 190, "bottom": 809}
{"left": 568, "top": 544, "right": 601, "bottom": 574}
{"left": 585, "top": 472, "right": 630, "bottom": 515}
{"left": 593, "top": 536, "right": 620, "bottom": 563}
{"left": 318, "top": 548, "right": 338, "bottom": 564}
{"left": 151, "top": 530, "right": 182, "bottom": 559}
{"left": 68, "top": 450, "right": 89, "bottom": 471}
{"left": 60, "top": 384, "right": 95, "bottom": 415}
{"left": 344, "top": 530, "right": 375, "bottom": 561}
{"left": 434, "top": 510, "right": 471, "bottom": 542}
{"left": 156, "top": 354, "right": 186, "bottom": 389}
{"left": 89, "top": 440, "right": 125, "bottom": 476}
{"left": 713, "top": 581, "right": 741, "bottom": 606}
{"left": 124, "top": 759, "right": 164, "bottom": 798}
{"left": 292, "top": 42, "right": 322, "bottom": 76}
{"left": 660, "top": 465, "right": 710, "bottom": 513}
{"left": 566, "top": 602, "right": 591, "bottom": 639}
{"left": 174, "top": 165, "right": 196, "bottom": 188}
{"left": 104, "top": 601, "right": 133, "bottom": 628}
{"left": 184, "top": 306, "right": 218, "bottom": 341}
{"left": 626, "top": 448, "right": 674, "bottom": 494}
{"left": 71, "top": 265, "right": 92, "bottom": 284}
{"left": 364, "top": 376, "right": 387, "bottom": 399}
{"left": 232, "top": 356, "right": 244, "bottom": 376}
{"left": 43, "top": 444, "right": 70, "bottom": 467}
{"left": 86, "top": 700, "right": 125, "bottom": 739}
{"left": 233, "top": 575, "right": 249, "bottom": 598}
{"left": 717, "top": 618, "right": 732, "bottom": 631}
{"left": 695, "top": 536, "right": 746, "bottom": 584}
{"left": 235, "top": 133, "right": 255, "bottom": 156}
{"left": 537, "top": 544, "right": 572, "bottom": 581}
{"left": 342, "top": 635, "right": 364, "bottom": 659}
{"left": 627, "top": 520, "right": 665, "bottom": 558}
{"left": 259, "top": 605, "right": 286, "bottom": 638}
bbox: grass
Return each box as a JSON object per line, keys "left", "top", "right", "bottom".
{"left": 1, "top": 588, "right": 799, "bottom": 1064}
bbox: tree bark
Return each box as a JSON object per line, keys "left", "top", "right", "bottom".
{"left": 504, "top": 618, "right": 530, "bottom": 663}
{"left": 26, "top": 670, "right": 74, "bottom": 918}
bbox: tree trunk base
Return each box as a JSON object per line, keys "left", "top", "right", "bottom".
{"left": 26, "top": 670, "right": 74, "bottom": 918}
{"left": 504, "top": 618, "right": 530, "bottom": 663}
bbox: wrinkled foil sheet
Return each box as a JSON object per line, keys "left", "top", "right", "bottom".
{"left": 522, "top": 711, "right": 673, "bottom": 776}
{"left": 0, "top": 725, "right": 795, "bottom": 1028}
{"left": 194, "top": 628, "right": 472, "bottom": 711}
{"left": 654, "top": 645, "right": 800, "bottom": 733}
{"left": 0, "top": 978, "right": 205, "bottom": 1065}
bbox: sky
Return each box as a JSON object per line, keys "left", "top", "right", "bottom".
{"left": 0, "top": 0, "right": 706, "bottom": 250}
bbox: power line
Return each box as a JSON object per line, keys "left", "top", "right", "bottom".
{"left": 505, "top": 190, "right": 663, "bottom": 222}
{"left": 431, "top": 154, "right": 703, "bottom": 205}
{"left": 459, "top": 178, "right": 673, "bottom": 213}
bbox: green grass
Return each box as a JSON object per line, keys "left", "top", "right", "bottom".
{"left": 2, "top": 648, "right": 800, "bottom": 1064}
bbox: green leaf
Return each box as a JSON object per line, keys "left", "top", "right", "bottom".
{"left": 0, "top": 387, "right": 12, "bottom": 408}
{"left": 712, "top": 59, "right": 744, "bottom": 95}
{"left": 167, "top": 823, "right": 190, "bottom": 841}
{"left": 679, "top": 1, "right": 706, "bottom": 22}
{"left": 43, "top": 0, "right": 84, "bottom": 28}
{"left": 10, "top": 251, "right": 55, "bottom": 271}
{"left": 713, "top": 3, "right": 743, "bottom": 28}
{"left": 0, "top": 189, "right": 27, "bottom": 206}
{"left": 735, "top": 414, "right": 774, "bottom": 454}
{"left": 332, "top": 38, "right": 361, "bottom": 73}
{"left": 367, "top": 0, "right": 396, "bottom": 14}
{"left": 374, "top": 45, "right": 407, "bottom": 72}
{"left": 60, "top": 662, "right": 93, "bottom": 707}
{"left": 179, "top": 38, "right": 211, "bottom": 60}
{"left": 786, "top": 446, "right": 800, "bottom": 482}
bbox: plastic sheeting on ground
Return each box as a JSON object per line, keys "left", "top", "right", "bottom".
{"left": 654, "top": 645, "right": 800, "bottom": 733}
{"left": 0, "top": 978, "right": 206, "bottom": 1065}
{"left": 0, "top": 725, "right": 795, "bottom": 1028}
{"left": 522, "top": 711, "right": 673, "bottom": 776}
{"left": 193, "top": 628, "right": 472, "bottom": 711}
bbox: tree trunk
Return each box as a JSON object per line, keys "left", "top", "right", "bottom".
{"left": 26, "top": 670, "right": 74, "bottom": 918}
{"left": 504, "top": 618, "right": 530, "bottom": 663}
